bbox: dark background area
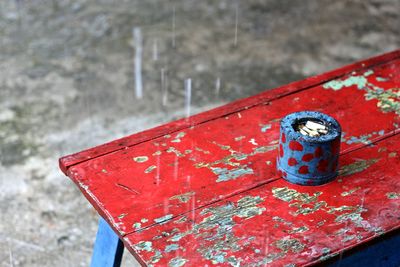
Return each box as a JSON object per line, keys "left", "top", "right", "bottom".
{"left": 0, "top": 0, "right": 399, "bottom": 266}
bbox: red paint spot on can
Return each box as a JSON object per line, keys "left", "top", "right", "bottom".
{"left": 289, "top": 141, "right": 303, "bottom": 151}
{"left": 302, "top": 153, "right": 314, "bottom": 162}
{"left": 281, "top": 133, "right": 286, "bottom": 143}
{"left": 277, "top": 170, "right": 283, "bottom": 177}
{"left": 315, "top": 147, "right": 323, "bottom": 158}
{"left": 298, "top": 165, "right": 309, "bottom": 174}
{"left": 279, "top": 144, "right": 284, "bottom": 157}
{"left": 317, "top": 159, "right": 329, "bottom": 172}
{"left": 288, "top": 158, "right": 298, "bottom": 166}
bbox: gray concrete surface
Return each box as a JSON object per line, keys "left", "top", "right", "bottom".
{"left": 0, "top": 0, "right": 399, "bottom": 266}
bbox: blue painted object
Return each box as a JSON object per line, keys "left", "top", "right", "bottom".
{"left": 277, "top": 111, "right": 341, "bottom": 186}
{"left": 324, "top": 230, "right": 400, "bottom": 267}
{"left": 91, "top": 217, "right": 124, "bottom": 267}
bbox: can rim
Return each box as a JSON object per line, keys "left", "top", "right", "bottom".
{"left": 280, "top": 111, "right": 341, "bottom": 144}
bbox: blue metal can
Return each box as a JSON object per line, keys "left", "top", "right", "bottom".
{"left": 277, "top": 111, "right": 342, "bottom": 186}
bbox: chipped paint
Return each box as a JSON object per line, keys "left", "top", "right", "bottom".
{"left": 133, "top": 156, "right": 149, "bottom": 163}
{"left": 211, "top": 166, "right": 254, "bottom": 182}
{"left": 141, "top": 218, "right": 149, "bottom": 223}
{"left": 260, "top": 123, "right": 272, "bottom": 132}
{"left": 169, "top": 192, "right": 195, "bottom": 203}
{"left": 194, "top": 147, "right": 211, "bottom": 154}
{"left": 274, "top": 238, "right": 305, "bottom": 253}
{"left": 323, "top": 70, "right": 400, "bottom": 115}
{"left": 135, "top": 241, "right": 153, "bottom": 252}
{"left": 323, "top": 75, "right": 368, "bottom": 91}
{"left": 145, "top": 165, "right": 157, "bottom": 173}
{"left": 152, "top": 150, "right": 162, "bottom": 156}
{"left": 168, "top": 257, "right": 188, "bottom": 267}
{"left": 386, "top": 192, "right": 400, "bottom": 199}
{"left": 335, "top": 206, "right": 367, "bottom": 226}
{"left": 234, "top": 136, "right": 245, "bottom": 141}
{"left": 154, "top": 214, "right": 174, "bottom": 224}
{"left": 341, "top": 187, "right": 361, "bottom": 196}
{"left": 366, "top": 87, "right": 400, "bottom": 115}
{"left": 165, "top": 244, "right": 180, "bottom": 252}
{"left": 133, "top": 222, "right": 141, "bottom": 230}
{"left": 165, "top": 196, "right": 265, "bottom": 265}
{"left": 212, "top": 141, "right": 231, "bottom": 150}
{"left": 339, "top": 159, "right": 378, "bottom": 177}
{"left": 171, "top": 132, "right": 186, "bottom": 143}
{"left": 166, "top": 147, "right": 185, "bottom": 157}
{"left": 101, "top": 169, "right": 107, "bottom": 173}
{"left": 286, "top": 226, "right": 309, "bottom": 234}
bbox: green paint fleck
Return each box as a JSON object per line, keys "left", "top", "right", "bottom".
{"left": 376, "top": 77, "right": 388, "bottom": 82}
{"left": 166, "top": 147, "right": 185, "bottom": 157}
{"left": 118, "top": 213, "right": 127, "bottom": 219}
{"left": 287, "top": 226, "right": 309, "bottom": 234}
{"left": 165, "top": 244, "right": 180, "bottom": 252}
{"left": 234, "top": 136, "right": 245, "bottom": 141}
{"left": 154, "top": 214, "right": 173, "bottom": 224}
{"left": 274, "top": 238, "right": 305, "bottom": 253}
{"left": 323, "top": 75, "right": 368, "bottom": 91}
{"left": 171, "top": 132, "right": 186, "bottom": 143}
{"left": 168, "top": 257, "right": 188, "bottom": 267}
{"left": 260, "top": 123, "right": 272, "bottom": 132}
{"left": 386, "top": 192, "right": 400, "bottom": 199}
{"left": 152, "top": 150, "right": 162, "bottom": 156}
{"left": 169, "top": 192, "right": 195, "bottom": 203}
{"left": 266, "top": 161, "right": 272, "bottom": 165}
{"left": 341, "top": 187, "right": 361, "bottom": 196}
{"left": 133, "top": 156, "right": 149, "bottom": 163}
{"left": 145, "top": 165, "right": 157, "bottom": 173}
{"left": 141, "top": 218, "right": 148, "bottom": 223}
{"left": 254, "top": 249, "right": 261, "bottom": 253}
{"left": 211, "top": 166, "right": 254, "bottom": 182}
{"left": 363, "top": 70, "right": 374, "bottom": 76}
{"left": 339, "top": 159, "right": 378, "bottom": 177}
{"left": 168, "top": 232, "right": 185, "bottom": 242}
{"left": 133, "top": 222, "right": 141, "bottom": 229}
{"left": 135, "top": 241, "right": 152, "bottom": 252}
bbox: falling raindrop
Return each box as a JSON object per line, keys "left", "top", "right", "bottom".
{"left": 191, "top": 193, "right": 195, "bottom": 225}
{"left": 234, "top": 1, "right": 239, "bottom": 46}
{"left": 153, "top": 39, "right": 158, "bottom": 61}
{"left": 161, "top": 68, "right": 168, "bottom": 106}
{"left": 172, "top": 6, "right": 176, "bottom": 48}
{"left": 174, "top": 155, "right": 179, "bottom": 181}
{"left": 133, "top": 27, "right": 143, "bottom": 99}
{"left": 185, "top": 78, "right": 192, "bottom": 118}
{"left": 155, "top": 154, "right": 161, "bottom": 185}
{"left": 215, "top": 77, "right": 221, "bottom": 96}
{"left": 163, "top": 198, "right": 170, "bottom": 215}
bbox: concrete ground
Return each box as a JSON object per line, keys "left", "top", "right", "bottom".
{"left": 0, "top": 0, "right": 399, "bottom": 266}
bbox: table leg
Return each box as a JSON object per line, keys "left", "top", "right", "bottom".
{"left": 90, "top": 217, "right": 124, "bottom": 267}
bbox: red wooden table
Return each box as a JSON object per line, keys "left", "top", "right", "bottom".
{"left": 60, "top": 50, "right": 400, "bottom": 267}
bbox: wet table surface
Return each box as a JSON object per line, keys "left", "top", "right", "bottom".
{"left": 60, "top": 50, "right": 400, "bottom": 266}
